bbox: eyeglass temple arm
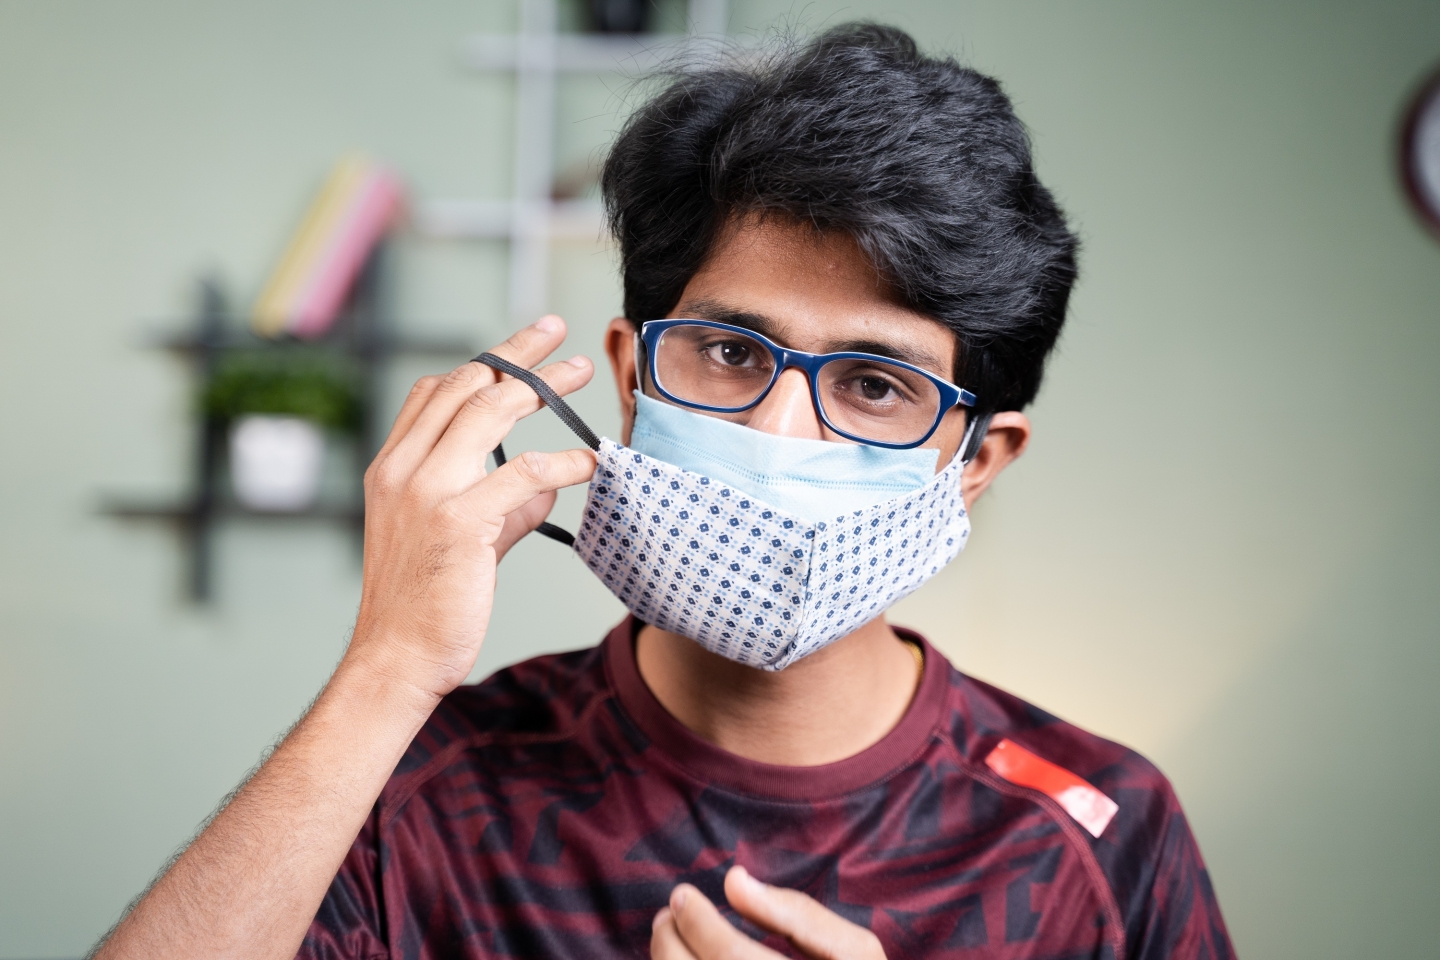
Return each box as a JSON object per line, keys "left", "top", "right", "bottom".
{"left": 633, "top": 331, "right": 651, "bottom": 393}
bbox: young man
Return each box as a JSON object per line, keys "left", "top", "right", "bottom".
{"left": 95, "top": 24, "right": 1232, "bottom": 960}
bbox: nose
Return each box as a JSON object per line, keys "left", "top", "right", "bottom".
{"left": 744, "top": 367, "right": 826, "bottom": 440}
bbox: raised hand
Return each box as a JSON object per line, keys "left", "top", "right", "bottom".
{"left": 652, "top": 867, "right": 887, "bottom": 960}
{"left": 346, "top": 314, "right": 596, "bottom": 703}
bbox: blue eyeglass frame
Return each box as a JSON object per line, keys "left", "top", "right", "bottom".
{"left": 640, "top": 318, "right": 978, "bottom": 450}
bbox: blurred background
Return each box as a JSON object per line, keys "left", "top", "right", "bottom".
{"left": 3, "top": 0, "right": 1439, "bottom": 956}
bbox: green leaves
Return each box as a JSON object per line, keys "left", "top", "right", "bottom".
{"left": 203, "top": 350, "right": 361, "bottom": 433}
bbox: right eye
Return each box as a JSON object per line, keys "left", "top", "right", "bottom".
{"left": 703, "top": 340, "right": 756, "bottom": 367}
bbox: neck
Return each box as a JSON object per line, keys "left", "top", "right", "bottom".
{"left": 634, "top": 617, "right": 923, "bottom": 766}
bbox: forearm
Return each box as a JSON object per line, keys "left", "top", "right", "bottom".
{"left": 94, "top": 648, "right": 438, "bottom": 960}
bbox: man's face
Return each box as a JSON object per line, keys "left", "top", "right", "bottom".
{"left": 628, "top": 216, "right": 972, "bottom": 470}
{"left": 603, "top": 216, "right": 1029, "bottom": 507}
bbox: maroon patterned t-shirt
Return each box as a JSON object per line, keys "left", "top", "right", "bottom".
{"left": 299, "top": 618, "right": 1232, "bottom": 959}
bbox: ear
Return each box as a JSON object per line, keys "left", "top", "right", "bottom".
{"left": 604, "top": 317, "right": 641, "bottom": 446}
{"left": 960, "top": 411, "right": 1030, "bottom": 509}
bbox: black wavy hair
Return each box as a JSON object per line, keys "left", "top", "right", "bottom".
{"left": 600, "top": 23, "right": 1079, "bottom": 414}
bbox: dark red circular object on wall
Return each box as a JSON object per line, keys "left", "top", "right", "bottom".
{"left": 1401, "top": 65, "right": 1440, "bottom": 238}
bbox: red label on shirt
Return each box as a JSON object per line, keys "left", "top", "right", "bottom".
{"left": 985, "top": 738, "right": 1119, "bottom": 838}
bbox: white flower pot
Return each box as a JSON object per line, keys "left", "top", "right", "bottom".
{"left": 229, "top": 415, "right": 326, "bottom": 512}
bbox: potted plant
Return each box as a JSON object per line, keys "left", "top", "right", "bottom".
{"left": 203, "top": 350, "right": 361, "bottom": 511}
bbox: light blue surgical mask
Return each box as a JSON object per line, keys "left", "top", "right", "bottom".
{"left": 628, "top": 390, "right": 940, "bottom": 523}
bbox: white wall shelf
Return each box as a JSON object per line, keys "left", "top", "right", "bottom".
{"left": 414, "top": 0, "right": 731, "bottom": 325}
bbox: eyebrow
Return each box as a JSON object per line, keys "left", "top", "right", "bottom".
{"left": 675, "top": 298, "right": 951, "bottom": 376}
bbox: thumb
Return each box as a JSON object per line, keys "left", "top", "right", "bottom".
{"left": 492, "top": 490, "right": 558, "bottom": 561}
{"left": 725, "top": 867, "right": 886, "bottom": 960}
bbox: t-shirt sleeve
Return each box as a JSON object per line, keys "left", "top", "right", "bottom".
{"left": 1132, "top": 808, "right": 1232, "bottom": 960}
{"left": 1100, "top": 765, "right": 1234, "bottom": 960}
{"left": 295, "top": 806, "right": 389, "bottom": 960}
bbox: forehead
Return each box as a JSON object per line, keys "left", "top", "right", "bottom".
{"left": 669, "top": 216, "right": 958, "bottom": 374}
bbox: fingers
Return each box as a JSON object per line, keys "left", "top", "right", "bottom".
{"left": 387, "top": 315, "right": 569, "bottom": 477}
{"left": 666, "top": 884, "right": 782, "bottom": 960}
{"left": 417, "top": 354, "right": 593, "bottom": 494}
{"left": 651, "top": 906, "right": 698, "bottom": 960}
{"left": 724, "top": 868, "right": 885, "bottom": 960}
{"left": 491, "top": 490, "right": 557, "bottom": 561}
{"left": 373, "top": 373, "right": 443, "bottom": 463}
{"left": 452, "top": 448, "right": 597, "bottom": 531}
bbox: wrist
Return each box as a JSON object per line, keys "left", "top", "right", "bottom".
{"left": 329, "top": 637, "right": 446, "bottom": 736}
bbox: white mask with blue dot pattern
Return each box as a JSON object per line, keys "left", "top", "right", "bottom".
{"left": 573, "top": 429, "right": 973, "bottom": 672}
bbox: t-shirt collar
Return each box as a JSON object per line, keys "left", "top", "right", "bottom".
{"left": 603, "top": 615, "right": 950, "bottom": 800}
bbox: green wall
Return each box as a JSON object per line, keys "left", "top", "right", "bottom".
{"left": 2, "top": 1, "right": 1437, "bottom": 956}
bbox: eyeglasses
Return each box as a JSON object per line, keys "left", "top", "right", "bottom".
{"left": 640, "top": 319, "right": 977, "bottom": 449}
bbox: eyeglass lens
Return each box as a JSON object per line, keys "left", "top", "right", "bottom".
{"left": 652, "top": 323, "right": 943, "bottom": 446}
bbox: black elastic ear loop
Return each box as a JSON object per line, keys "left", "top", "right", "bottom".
{"left": 473, "top": 352, "right": 601, "bottom": 548}
{"left": 960, "top": 411, "right": 994, "bottom": 464}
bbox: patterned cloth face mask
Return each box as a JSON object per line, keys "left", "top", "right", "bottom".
{"left": 473, "top": 352, "right": 982, "bottom": 671}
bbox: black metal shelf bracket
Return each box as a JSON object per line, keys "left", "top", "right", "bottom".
{"left": 101, "top": 244, "right": 475, "bottom": 602}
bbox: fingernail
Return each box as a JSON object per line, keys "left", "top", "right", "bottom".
{"left": 671, "top": 887, "right": 688, "bottom": 911}
{"left": 566, "top": 354, "right": 589, "bottom": 369}
{"left": 652, "top": 907, "right": 672, "bottom": 930}
{"left": 535, "top": 315, "right": 562, "bottom": 333}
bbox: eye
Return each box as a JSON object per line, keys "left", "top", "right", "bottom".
{"left": 839, "top": 371, "right": 907, "bottom": 406}
{"left": 704, "top": 340, "right": 756, "bottom": 367}
{"left": 857, "top": 375, "right": 895, "bottom": 401}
